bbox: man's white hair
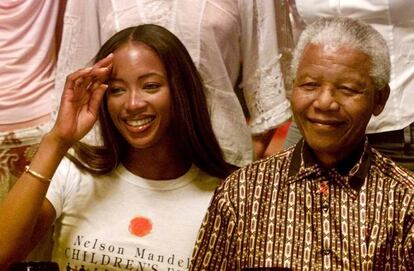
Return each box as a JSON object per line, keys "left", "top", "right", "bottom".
{"left": 291, "top": 16, "right": 391, "bottom": 90}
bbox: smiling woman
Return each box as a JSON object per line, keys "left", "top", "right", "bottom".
{"left": 107, "top": 43, "right": 174, "bottom": 163}
{"left": 0, "top": 24, "right": 233, "bottom": 270}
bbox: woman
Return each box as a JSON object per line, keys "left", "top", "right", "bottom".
{"left": 53, "top": 0, "right": 292, "bottom": 167}
{"left": 0, "top": 24, "right": 232, "bottom": 270}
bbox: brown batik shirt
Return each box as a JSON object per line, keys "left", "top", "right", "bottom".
{"left": 190, "top": 139, "right": 414, "bottom": 271}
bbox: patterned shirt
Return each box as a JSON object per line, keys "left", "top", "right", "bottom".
{"left": 190, "top": 139, "right": 414, "bottom": 270}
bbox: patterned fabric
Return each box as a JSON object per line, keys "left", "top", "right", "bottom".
{"left": 190, "top": 139, "right": 414, "bottom": 270}
{"left": 0, "top": 124, "right": 53, "bottom": 261}
{"left": 0, "top": 128, "right": 42, "bottom": 201}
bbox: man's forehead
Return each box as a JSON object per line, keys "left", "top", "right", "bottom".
{"left": 321, "top": 43, "right": 342, "bottom": 54}
{"left": 298, "top": 43, "right": 371, "bottom": 71}
{"left": 305, "top": 42, "right": 364, "bottom": 55}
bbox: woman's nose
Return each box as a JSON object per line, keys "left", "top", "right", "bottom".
{"left": 125, "top": 91, "right": 147, "bottom": 111}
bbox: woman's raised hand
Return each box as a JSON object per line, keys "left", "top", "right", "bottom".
{"left": 51, "top": 54, "right": 113, "bottom": 147}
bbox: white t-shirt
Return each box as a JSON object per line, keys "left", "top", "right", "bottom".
{"left": 53, "top": 0, "right": 291, "bottom": 167}
{"left": 46, "top": 158, "right": 220, "bottom": 271}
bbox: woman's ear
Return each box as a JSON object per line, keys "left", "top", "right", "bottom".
{"left": 373, "top": 84, "right": 390, "bottom": 116}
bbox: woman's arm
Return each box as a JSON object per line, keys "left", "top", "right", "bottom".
{"left": 0, "top": 54, "right": 112, "bottom": 268}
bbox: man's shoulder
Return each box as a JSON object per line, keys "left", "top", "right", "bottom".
{"left": 222, "top": 148, "right": 294, "bottom": 192}
{"left": 211, "top": 149, "right": 294, "bottom": 214}
{"left": 370, "top": 147, "right": 414, "bottom": 191}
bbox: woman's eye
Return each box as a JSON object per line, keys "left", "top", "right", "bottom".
{"left": 108, "top": 87, "right": 125, "bottom": 95}
{"left": 143, "top": 83, "right": 161, "bottom": 92}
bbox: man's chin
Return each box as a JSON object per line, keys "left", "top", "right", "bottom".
{"left": 305, "top": 139, "right": 345, "bottom": 155}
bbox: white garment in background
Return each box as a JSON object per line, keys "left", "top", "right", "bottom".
{"left": 0, "top": 0, "right": 58, "bottom": 124}
{"left": 46, "top": 158, "right": 220, "bottom": 271}
{"left": 54, "top": 0, "right": 291, "bottom": 167}
{"left": 294, "top": 0, "right": 414, "bottom": 133}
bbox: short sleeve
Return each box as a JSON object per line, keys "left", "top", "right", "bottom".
{"left": 46, "top": 157, "right": 80, "bottom": 220}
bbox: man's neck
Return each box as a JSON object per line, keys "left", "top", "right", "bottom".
{"left": 305, "top": 139, "right": 366, "bottom": 173}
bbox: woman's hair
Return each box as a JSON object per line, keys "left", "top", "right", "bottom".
{"left": 69, "top": 24, "right": 232, "bottom": 179}
{"left": 290, "top": 16, "right": 390, "bottom": 90}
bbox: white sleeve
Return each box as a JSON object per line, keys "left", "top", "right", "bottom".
{"left": 239, "top": 0, "right": 291, "bottom": 134}
{"left": 46, "top": 158, "right": 81, "bottom": 220}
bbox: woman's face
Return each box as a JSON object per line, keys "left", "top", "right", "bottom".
{"left": 106, "top": 42, "right": 174, "bottom": 151}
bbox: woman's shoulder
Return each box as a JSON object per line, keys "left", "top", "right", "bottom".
{"left": 53, "top": 156, "right": 104, "bottom": 185}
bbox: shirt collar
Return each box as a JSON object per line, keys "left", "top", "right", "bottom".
{"left": 287, "top": 138, "right": 372, "bottom": 193}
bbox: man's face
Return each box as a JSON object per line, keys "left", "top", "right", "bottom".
{"left": 291, "top": 43, "right": 387, "bottom": 167}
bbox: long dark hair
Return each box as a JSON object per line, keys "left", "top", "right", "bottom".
{"left": 69, "top": 24, "right": 232, "bottom": 179}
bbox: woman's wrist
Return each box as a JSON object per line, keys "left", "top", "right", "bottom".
{"left": 43, "top": 130, "right": 75, "bottom": 152}
{"left": 27, "top": 132, "right": 72, "bottom": 180}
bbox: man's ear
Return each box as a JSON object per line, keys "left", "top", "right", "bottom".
{"left": 373, "top": 84, "right": 390, "bottom": 116}
{"left": 288, "top": 79, "right": 296, "bottom": 100}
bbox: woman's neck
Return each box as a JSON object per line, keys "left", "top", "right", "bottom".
{"left": 123, "top": 145, "right": 191, "bottom": 180}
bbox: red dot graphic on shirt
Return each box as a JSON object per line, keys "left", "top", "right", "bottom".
{"left": 129, "top": 216, "right": 152, "bottom": 237}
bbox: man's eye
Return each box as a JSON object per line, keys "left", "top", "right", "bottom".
{"left": 338, "top": 86, "right": 361, "bottom": 95}
{"left": 300, "top": 82, "right": 319, "bottom": 90}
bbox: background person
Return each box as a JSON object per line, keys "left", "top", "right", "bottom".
{"left": 0, "top": 24, "right": 231, "bottom": 271}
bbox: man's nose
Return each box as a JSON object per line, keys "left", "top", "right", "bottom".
{"left": 313, "top": 87, "right": 340, "bottom": 111}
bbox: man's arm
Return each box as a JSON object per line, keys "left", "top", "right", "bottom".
{"left": 402, "top": 203, "right": 414, "bottom": 269}
{"left": 190, "top": 181, "right": 238, "bottom": 270}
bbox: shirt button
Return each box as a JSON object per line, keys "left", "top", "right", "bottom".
{"left": 321, "top": 204, "right": 329, "bottom": 212}
{"left": 322, "top": 249, "right": 331, "bottom": 255}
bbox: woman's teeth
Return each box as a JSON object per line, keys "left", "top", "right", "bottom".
{"left": 126, "top": 117, "right": 153, "bottom": 127}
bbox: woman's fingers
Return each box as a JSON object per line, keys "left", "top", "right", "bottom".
{"left": 83, "top": 55, "right": 113, "bottom": 90}
{"left": 52, "top": 54, "right": 114, "bottom": 143}
{"left": 88, "top": 54, "right": 113, "bottom": 82}
{"left": 89, "top": 64, "right": 112, "bottom": 83}
{"left": 64, "top": 53, "right": 113, "bottom": 91}
{"left": 65, "top": 64, "right": 112, "bottom": 101}
{"left": 88, "top": 83, "right": 108, "bottom": 115}
{"left": 64, "top": 67, "right": 93, "bottom": 92}
{"left": 94, "top": 53, "right": 113, "bottom": 69}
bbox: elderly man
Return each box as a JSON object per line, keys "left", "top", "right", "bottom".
{"left": 190, "top": 17, "right": 414, "bottom": 270}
